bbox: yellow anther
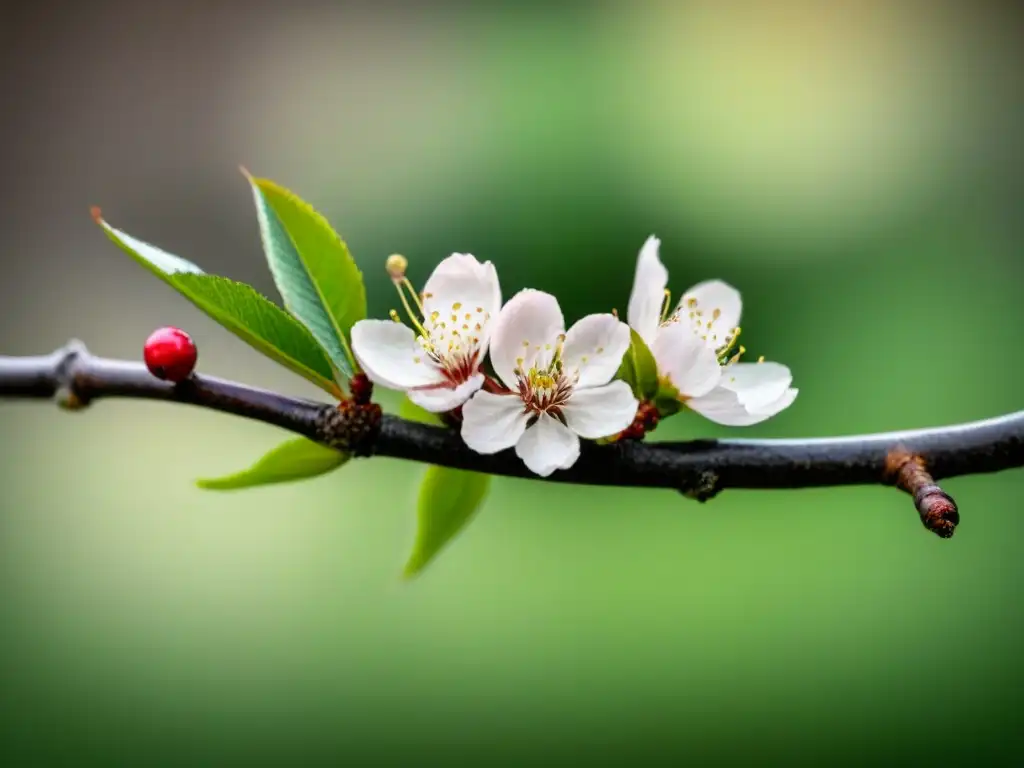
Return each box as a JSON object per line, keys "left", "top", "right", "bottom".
{"left": 713, "top": 308, "right": 721, "bottom": 320}
{"left": 389, "top": 309, "right": 401, "bottom": 322}
{"left": 596, "top": 347, "right": 604, "bottom": 354}
{"left": 452, "top": 302, "right": 462, "bottom": 310}
{"left": 385, "top": 254, "right": 408, "bottom": 279}
{"left": 531, "top": 372, "right": 556, "bottom": 391}
{"left": 686, "top": 297, "right": 698, "bottom": 309}
{"left": 757, "top": 355, "right": 765, "bottom": 363}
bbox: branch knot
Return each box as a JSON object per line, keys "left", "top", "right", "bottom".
{"left": 54, "top": 339, "right": 91, "bottom": 409}
{"left": 315, "top": 400, "right": 382, "bottom": 457}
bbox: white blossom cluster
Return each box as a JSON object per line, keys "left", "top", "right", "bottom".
{"left": 351, "top": 237, "right": 797, "bottom": 477}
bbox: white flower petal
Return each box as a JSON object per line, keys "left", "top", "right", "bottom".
{"left": 514, "top": 413, "right": 580, "bottom": 477}
{"left": 408, "top": 373, "right": 485, "bottom": 413}
{"left": 650, "top": 322, "right": 721, "bottom": 398}
{"left": 685, "top": 387, "right": 758, "bottom": 426}
{"left": 626, "top": 235, "right": 668, "bottom": 346}
{"left": 687, "top": 385, "right": 797, "bottom": 427}
{"left": 562, "top": 314, "right": 632, "bottom": 389}
{"left": 489, "top": 289, "right": 565, "bottom": 389}
{"left": 720, "top": 362, "right": 792, "bottom": 411}
{"left": 753, "top": 387, "right": 799, "bottom": 419}
{"left": 460, "top": 391, "right": 530, "bottom": 454}
{"left": 677, "top": 280, "right": 742, "bottom": 346}
{"left": 557, "top": 445, "right": 579, "bottom": 470}
{"left": 422, "top": 253, "right": 502, "bottom": 316}
{"left": 422, "top": 253, "right": 502, "bottom": 344}
{"left": 562, "top": 380, "right": 638, "bottom": 440}
{"left": 351, "top": 319, "right": 445, "bottom": 390}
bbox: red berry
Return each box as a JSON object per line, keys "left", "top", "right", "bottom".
{"left": 144, "top": 327, "right": 197, "bottom": 382}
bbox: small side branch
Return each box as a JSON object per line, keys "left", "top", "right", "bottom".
{"left": 4, "top": 341, "right": 1024, "bottom": 538}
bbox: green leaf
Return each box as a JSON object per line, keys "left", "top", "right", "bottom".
{"left": 616, "top": 327, "right": 660, "bottom": 400}
{"left": 94, "top": 211, "right": 340, "bottom": 395}
{"left": 399, "top": 395, "right": 444, "bottom": 426}
{"left": 93, "top": 206, "right": 207, "bottom": 278}
{"left": 404, "top": 466, "right": 491, "bottom": 579}
{"left": 196, "top": 437, "right": 350, "bottom": 490}
{"left": 247, "top": 175, "right": 366, "bottom": 381}
{"left": 398, "top": 395, "right": 489, "bottom": 578}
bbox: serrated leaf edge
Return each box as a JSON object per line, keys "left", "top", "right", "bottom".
{"left": 246, "top": 173, "right": 361, "bottom": 379}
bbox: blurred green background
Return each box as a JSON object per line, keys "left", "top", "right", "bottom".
{"left": 2, "top": 1, "right": 1023, "bottom": 764}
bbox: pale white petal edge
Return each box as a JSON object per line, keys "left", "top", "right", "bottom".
{"left": 687, "top": 386, "right": 798, "bottom": 427}
{"left": 676, "top": 279, "right": 742, "bottom": 336}
{"left": 562, "top": 380, "right": 638, "bottom": 440}
{"left": 651, "top": 322, "right": 721, "bottom": 398}
{"left": 626, "top": 235, "right": 668, "bottom": 347}
{"left": 514, "top": 413, "right": 580, "bottom": 477}
{"left": 720, "top": 361, "right": 792, "bottom": 411}
{"left": 460, "top": 390, "right": 531, "bottom": 454}
{"left": 351, "top": 319, "right": 445, "bottom": 391}
{"left": 562, "top": 314, "right": 632, "bottom": 389}
{"left": 408, "top": 373, "right": 485, "bottom": 413}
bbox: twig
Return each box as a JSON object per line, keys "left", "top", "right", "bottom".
{"left": 4, "top": 341, "right": 1023, "bottom": 537}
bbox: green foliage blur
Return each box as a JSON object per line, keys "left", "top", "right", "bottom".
{"left": 1, "top": 2, "right": 1023, "bottom": 764}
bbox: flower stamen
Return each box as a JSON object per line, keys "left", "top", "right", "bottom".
{"left": 382, "top": 255, "right": 491, "bottom": 384}
{"left": 512, "top": 334, "right": 576, "bottom": 416}
{"left": 716, "top": 326, "right": 742, "bottom": 365}
{"left": 659, "top": 288, "right": 672, "bottom": 325}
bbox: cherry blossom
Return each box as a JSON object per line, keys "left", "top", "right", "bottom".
{"left": 627, "top": 236, "right": 797, "bottom": 426}
{"left": 461, "top": 290, "right": 638, "bottom": 476}
{"left": 351, "top": 253, "right": 501, "bottom": 412}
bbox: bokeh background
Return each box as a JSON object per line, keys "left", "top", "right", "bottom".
{"left": 2, "top": 0, "right": 1023, "bottom": 764}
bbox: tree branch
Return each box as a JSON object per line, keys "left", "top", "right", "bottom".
{"left": 4, "top": 341, "right": 1023, "bottom": 537}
